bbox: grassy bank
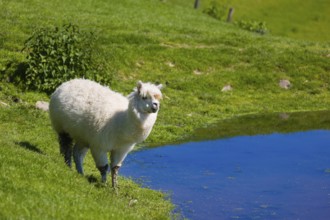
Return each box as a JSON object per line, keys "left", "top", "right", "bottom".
{"left": 2, "top": 0, "right": 330, "bottom": 145}
{"left": 227, "top": 0, "right": 330, "bottom": 42}
{"left": 172, "top": 0, "right": 330, "bottom": 42}
{"left": 190, "top": 110, "right": 330, "bottom": 142}
{"left": 0, "top": 82, "right": 174, "bottom": 219}
{"left": 1, "top": 0, "right": 330, "bottom": 219}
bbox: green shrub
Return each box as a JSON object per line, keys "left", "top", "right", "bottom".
{"left": 203, "top": 1, "right": 230, "bottom": 21}
{"left": 22, "top": 23, "right": 110, "bottom": 94}
{"left": 237, "top": 20, "right": 268, "bottom": 34}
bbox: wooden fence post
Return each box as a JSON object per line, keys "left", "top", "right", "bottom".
{"left": 226, "top": 8, "right": 234, "bottom": 22}
{"left": 194, "top": 0, "right": 200, "bottom": 9}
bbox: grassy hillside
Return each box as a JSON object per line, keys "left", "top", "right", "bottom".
{"left": 0, "top": 0, "right": 330, "bottom": 219}
{"left": 0, "top": 83, "right": 174, "bottom": 219}
{"left": 171, "top": 0, "right": 330, "bottom": 42}
{"left": 228, "top": 0, "right": 330, "bottom": 42}
{"left": 1, "top": 0, "right": 330, "bottom": 144}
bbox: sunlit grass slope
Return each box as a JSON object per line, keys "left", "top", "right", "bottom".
{"left": 0, "top": 0, "right": 330, "bottom": 218}
{"left": 0, "top": 83, "right": 173, "bottom": 219}
{"left": 170, "top": 0, "right": 330, "bottom": 42}
{"left": 227, "top": 0, "right": 330, "bottom": 42}
{"left": 1, "top": 0, "right": 330, "bottom": 144}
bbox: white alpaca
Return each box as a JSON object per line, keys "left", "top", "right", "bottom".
{"left": 49, "top": 79, "right": 162, "bottom": 187}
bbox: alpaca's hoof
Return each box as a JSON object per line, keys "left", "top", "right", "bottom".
{"left": 98, "top": 164, "right": 109, "bottom": 183}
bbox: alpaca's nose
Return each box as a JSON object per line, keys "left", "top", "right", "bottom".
{"left": 152, "top": 102, "right": 158, "bottom": 112}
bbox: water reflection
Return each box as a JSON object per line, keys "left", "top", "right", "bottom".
{"left": 121, "top": 111, "right": 330, "bottom": 220}
{"left": 190, "top": 110, "right": 330, "bottom": 142}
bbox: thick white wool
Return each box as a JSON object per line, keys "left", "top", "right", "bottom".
{"left": 49, "top": 79, "right": 162, "bottom": 168}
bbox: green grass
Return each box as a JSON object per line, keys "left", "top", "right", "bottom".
{"left": 227, "top": 0, "right": 330, "bottom": 42}
{"left": 171, "top": 0, "right": 330, "bottom": 42}
{"left": 1, "top": 0, "right": 330, "bottom": 219}
{"left": 0, "top": 82, "right": 174, "bottom": 219}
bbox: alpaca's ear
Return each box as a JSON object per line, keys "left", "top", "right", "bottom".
{"left": 157, "top": 84, "right": 163, "bottom": 90}
{"left": 137, "top": 81, "right": 143, "bottom": 93}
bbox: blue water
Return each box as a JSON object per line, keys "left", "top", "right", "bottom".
{"left": 121, "top": 130, "right": 330, "bottom": 220}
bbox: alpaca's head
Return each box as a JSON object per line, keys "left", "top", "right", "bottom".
{"left": 130, "top": 81, "right": 163, "bottom": 114}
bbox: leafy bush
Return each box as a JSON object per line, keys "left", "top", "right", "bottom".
{"left": 202, "top": 1, "right": 268, "bottom": 35}
{"left": 203, "top": 1, "right": 230, "bottom": 21}
{"left": 237, "top": 20, "right": 268, "bottom": 34}
{"left": 21, "top": 23, "right": 110, "bottom": 93}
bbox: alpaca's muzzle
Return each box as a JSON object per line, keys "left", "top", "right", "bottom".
{"left": 151, "top": 102, "right": 158, "bottom": 113}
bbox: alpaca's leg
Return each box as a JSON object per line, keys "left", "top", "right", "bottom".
{"left": 98, "top": 164, "right": 109, "bottom": 183}
{"left": 111, "top": 165, "right": 120, "bottom": 188}
{"left": 91, "top": 149, "right": 109, "bottom": 183}
{"left": 73, "top": 143, "right": 89, "bottom": 174}
{"left": 110, "top": 148, "right": 132, "bottom": 188}
{"left": 59, "top": 133, "right": 73, "bottom": 167}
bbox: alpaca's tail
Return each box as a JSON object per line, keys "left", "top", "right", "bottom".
{"left": 58, "top": 132, "right": 73, "bottom": 167}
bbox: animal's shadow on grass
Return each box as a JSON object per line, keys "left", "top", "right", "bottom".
{"left": 86, "top": 175, "right": 98, "bottom": 183}
{"left": 15, "top": 141, "right": 44, "bottom": 155}
{"left": 86, "top": 175, "right": 110, "bottom": 188}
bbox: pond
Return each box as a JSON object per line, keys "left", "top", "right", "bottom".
{"left": 121, "top": 111, "right": 330, "bottom": 220}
